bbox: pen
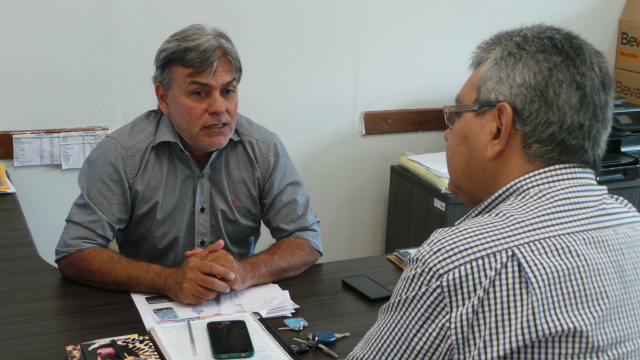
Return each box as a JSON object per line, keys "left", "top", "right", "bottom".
{"left": 188, "top": 319, "right": 197, "bottom": 356}
{"left": 110, "top": 339, "right": 128, "bottom": 360}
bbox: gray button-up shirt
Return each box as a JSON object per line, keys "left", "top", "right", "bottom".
{"left": 56, "top": 110, "right": 321, "bottom": 268}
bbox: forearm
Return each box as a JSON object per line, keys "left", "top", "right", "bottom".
{"left": 57, "top": 247, "right": 172, "bottom": 295}
{"left": 238, "top": 237, "right": 321, "bottom": 289}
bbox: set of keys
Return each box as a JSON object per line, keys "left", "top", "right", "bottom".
{"left": 291, "top": 331, "right": 350, "bottom": 358}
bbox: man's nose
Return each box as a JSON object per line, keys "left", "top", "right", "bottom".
{"left": 444, "top": 128, "right": 451, "bottom": 142}
{"left": 207, "top": 94, "right": 226, "bottom": 114}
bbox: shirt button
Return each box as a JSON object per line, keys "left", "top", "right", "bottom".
{"left": 200, "top": 206, "right": 206, "bottom": 214}
{"left": 199, "top": 239, "right": 206, "bottom": 247}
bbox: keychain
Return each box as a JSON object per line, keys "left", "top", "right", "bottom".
{"left": 278, "top": 317, "right": 308, "bottom": 331}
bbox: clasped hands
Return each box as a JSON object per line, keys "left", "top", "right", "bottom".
{"left": 165, "top": 239, "right": 246, "bottom": 305}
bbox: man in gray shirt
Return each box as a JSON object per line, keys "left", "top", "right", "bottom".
{"left": 55, "top": 24, "right": 322, "bottom": 305}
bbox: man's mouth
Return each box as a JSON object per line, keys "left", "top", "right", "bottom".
{"left": 205, "top": 123, "right": 225, "bottom": 129}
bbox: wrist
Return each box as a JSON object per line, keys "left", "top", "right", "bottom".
{"left": 151, "top": 264, "right": 175, "bottom": 296}
{"left": 233, "top": 258, "right": 260, "bottom": 290}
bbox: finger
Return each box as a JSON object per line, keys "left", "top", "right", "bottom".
{"left": 184, "top": 247, "right": 204, "bottom": 258}
{"left": 183, "top": 288, "right": 218, "bottom": 304}
{"left": 200, "top": 261, "right": 236, "bottom": 282}
{"left": 179, "top": 273, "right": 227, "bottom": 302}
{"left": 197, "top": 274, "right": 232, "bottom": 294}
{"left": 188, "top": 240, "right": 226, "bottom": 259}
{"left": 208, "top": 239, "right": 226, "bottom": 252}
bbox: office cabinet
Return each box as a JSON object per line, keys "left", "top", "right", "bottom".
{"left": 606, "top": 179, "right": 640, "bottom": 207}
{"left": 385, "top": 165, "right": 640, "bottom": 253}
{"left": 385, "top": 165, "right": 469, "bottom": 252}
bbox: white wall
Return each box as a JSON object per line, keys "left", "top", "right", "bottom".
{"left": 0, "top": 0, "right": 626, "bottom": 265}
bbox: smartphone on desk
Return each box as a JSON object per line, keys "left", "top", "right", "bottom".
{"left": 207, "top": 320, "right": 255, "bottom": 359}
{"left": 342, "top": 274, "right": 393, "bottom": 302}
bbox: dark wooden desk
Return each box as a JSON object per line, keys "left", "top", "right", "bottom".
{"left": 0, "top": 193, "right": 402, "bottom": 359}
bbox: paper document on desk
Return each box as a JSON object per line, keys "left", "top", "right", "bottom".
{"left": 235, "top": 284, "right": 297, "bottom": 317}
{"left": 132, "top": 284, "right": 298, "bottom": 330}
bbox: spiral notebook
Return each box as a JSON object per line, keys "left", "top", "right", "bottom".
{"left": 149, "top": 312, "right": 299, "bottom": 360}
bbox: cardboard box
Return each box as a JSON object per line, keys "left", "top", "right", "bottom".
{"left": 615, "top": 68, "right": 640, "bottom": 105}
{"left": 617, "top": 0, "right": 640, "bottom": 73}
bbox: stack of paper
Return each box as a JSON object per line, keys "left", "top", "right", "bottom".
{"left": 399, "top": 152, "right": 450, "bottom": 192}
{"left": 0, "top": 165, "right": 16, "bottom": 194}
{"left": 235, "top": 284, "right": 298, "bottom": 318}
{"left": 387, "top": 247, "right": 419, "bottom": 269}
{"left": 132, "top": 284, "right": 299, "bottom": 329}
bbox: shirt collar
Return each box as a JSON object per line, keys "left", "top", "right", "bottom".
{"left": 153, "top": 113, "right": 180, "bottom": 146}
{"left": 458, "top": 164, "right": 599, "bottom": 224}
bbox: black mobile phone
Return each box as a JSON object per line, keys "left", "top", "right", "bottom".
{"left": 207, "top": 320, "right": 255, "bottom": 359}
{"left": 145, "top": 294, "right": 172, "bottom": 304}
{"left": 342, "top": 274, "right": 392, "bottom": 302}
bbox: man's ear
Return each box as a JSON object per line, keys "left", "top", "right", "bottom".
{"left": 155, "top": 83, "right": 170, "bottom": 115}
{"left": 487, "top": 102, "right": 517, "bottom": 158}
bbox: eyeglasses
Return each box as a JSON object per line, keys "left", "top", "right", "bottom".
{"left": 442, "top": 102, "right": 522, "bottom": 130}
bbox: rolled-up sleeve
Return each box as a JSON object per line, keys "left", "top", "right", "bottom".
{"left": 259, "top": 134, "right": 322, "bottom": 254}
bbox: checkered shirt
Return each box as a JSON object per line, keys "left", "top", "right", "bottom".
{"left": 348, "top": 164, "right": 640, "bottom": 359}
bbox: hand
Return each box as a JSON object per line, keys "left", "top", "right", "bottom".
{"left": 199, "top": 249, "right": 250, "bottom": 291}
{"left": 162, "top": 240, "right": 236, "bottom": 305}
{"left": 185, "top": 239, "right": 249, "bottom": 290}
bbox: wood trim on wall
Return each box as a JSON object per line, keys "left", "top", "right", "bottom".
{"left": 1, "top": 109, "right": 444, "bottom": 159}
{"left": 0, "top": 126, "right": 109, "bottom": 159}
{"left": 363, "top": 108, "right": 446, "bottom": 135}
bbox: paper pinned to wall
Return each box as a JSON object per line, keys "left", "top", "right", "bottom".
{"left": 13, "top": 133, "right": 62, "bottom": 166}
{"left": 12, "top": 129, "right": 108, "bottom": 169}
{"left": 60, "top": 130, "right": 109, "bottom": 169}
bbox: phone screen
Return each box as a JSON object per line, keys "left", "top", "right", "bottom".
{"left": 207, "top": 320, "right": 255, "bottom": 359}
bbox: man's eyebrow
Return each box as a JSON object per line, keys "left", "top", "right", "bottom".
{"left": 188, "top": 80, "right": 213, "bottom": 88}
{"left": 454, "top": 94, "right": 461, "bottom": 105}
{"left": 224, "top": 77, "right": 238, "bottom": 87}
{"left": 187, "top": 77, "right": 238, "bottom": 88}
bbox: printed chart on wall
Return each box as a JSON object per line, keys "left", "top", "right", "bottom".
{"left": 12, "top": 129, "right": 109, "bottom": 169}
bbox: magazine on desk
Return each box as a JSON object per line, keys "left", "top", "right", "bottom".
{"left": 148, "top": 312, "right": 300, "bottom": 360}
{"left": 65, "top": 334, "right": 160, "bottom": 360}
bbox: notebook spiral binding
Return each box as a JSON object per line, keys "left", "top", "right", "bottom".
{"left": 250, "top": 312, "right": 302, "bottom": 360}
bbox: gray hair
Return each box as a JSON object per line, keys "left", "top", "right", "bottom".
{"left": 153, "top": 24, "right": 242, "bottom": 91}
{"left": 471, "top": 24, "right": 613, "bottom": 171}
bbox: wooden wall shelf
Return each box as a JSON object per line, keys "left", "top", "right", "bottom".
{"left": 363, "top": 108, "right": 446, "bottom": 135}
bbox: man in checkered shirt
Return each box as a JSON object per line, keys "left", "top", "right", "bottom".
{"left": 349, "top": 24, "right": 640, "bottom": 359}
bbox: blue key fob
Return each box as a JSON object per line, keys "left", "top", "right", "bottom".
{"left": 312, "top": 331, "right": 337, "bottom": 345}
